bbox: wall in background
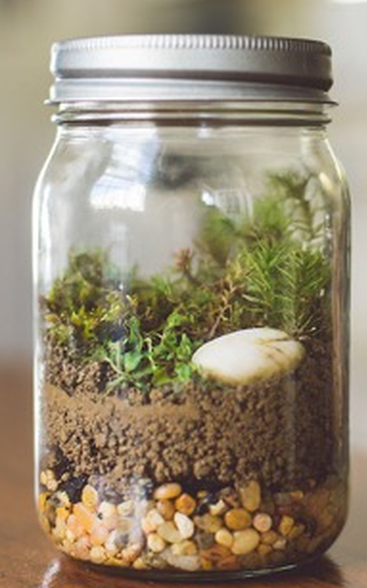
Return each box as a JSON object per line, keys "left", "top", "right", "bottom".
{"left": 0, "top": 0, "right": 366, "bottom": 447}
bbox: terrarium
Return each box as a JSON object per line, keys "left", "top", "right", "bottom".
{"left": 33, "top": 35, "right": 350, "bottom": 579}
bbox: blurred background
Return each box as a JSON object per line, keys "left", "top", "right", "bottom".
{"left": 0, "top": 0, "right": 365, "bottom": 448}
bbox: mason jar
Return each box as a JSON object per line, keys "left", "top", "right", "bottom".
{"left": 33, "top": 35, "right": 350, "bottom": 580}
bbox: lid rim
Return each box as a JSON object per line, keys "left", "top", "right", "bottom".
{"left": 50, "top": 34, "right": 334, "bottom": 104}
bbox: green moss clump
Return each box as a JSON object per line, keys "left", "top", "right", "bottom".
{"left": 42, "top": 171, "right": 332, "bottom": 393}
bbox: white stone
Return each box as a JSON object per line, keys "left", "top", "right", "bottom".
{"left": 192, "top": 328, "right": 305, "bottom": 386}
{"left": 174, "top": 512, "right": 194, "bottom": 539}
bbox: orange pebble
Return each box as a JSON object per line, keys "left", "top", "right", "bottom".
{"left": 74, "top": 502, "right": 96, "bottom": 533}
{"left": 67, "top": 514, "right": 85, "bottom": 539}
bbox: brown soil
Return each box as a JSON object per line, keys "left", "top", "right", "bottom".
{"left": 41, "top": 339, "right": 335, "bottom": 500}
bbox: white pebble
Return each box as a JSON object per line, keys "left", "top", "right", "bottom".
{"left": 192, "top": 328, "right": 305, "bottom": 386}
{"left": 174, "top": 512, "right": 194, "bottom": 539}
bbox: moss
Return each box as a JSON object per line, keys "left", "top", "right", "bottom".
{"left": 42, "top": 170, "right": 332, "bottom": 392}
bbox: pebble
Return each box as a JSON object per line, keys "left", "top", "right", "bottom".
{"left": 66, "top": 514, "right": 84, "bottom": 539}
{"left": 209, "top": 500, "right": 228, "bottom": 517}
{"left": 261, "top": 530, "right": 279, "bottom": 545}
{"left": 122, "top": 543, "right": 143, "bottom": 564}
{"left": 156, "top": 500, "right": 175, "bottom": 521}
{"left": 90, "top": 546, "right": 106, "bottom": 564}
{"left": 162, "top": 552, "right": 201, "bottom": 572}
{"left": 231, "top": 529, "right": 260, "bottom": 555}
{"left": 215, "top": 528, "right": 234, "bottom": 549}
{"left": 258, "top": 543, "right": 273, "bottom": 556}
{"left": 74, "top": 503, "right": 96, "bottom": 533}
{"left": 90, "top": 521, "right": 109, "bottom": 546}
{"left": 142, "top": 509, "right": 165, "bottom": 535}
{"left": 240, "top": 481, "right": 261, "bottom": 512}
{"left": 117, "top": 500, "right": 134, "bottom": 517}
{"left": 105, "top": 530, "right": 122, "bottom": 556}
{"left": 194, "top": 514, "right": 223, "bottom": 533}
{"left": 82, "top": 485, "right": 99, "bottom": 511}
{"left": 99, "top": 501, "right": 117, "bottom": 520}
{"left": 288, "top": 523, "right": 306, "bottom": 541}
{"left": 147, "top": 533, "right": 166, "bottom": 553}
{"left": 133, "top": 557, "right": 148, "bottom": 570}
{"left": 73, "top": 537, "right": 90, "bottom": 560}
{"left": 175, "top": 493, "right": 197, "bottom": 516}
{"left": 253, "top": 513, "right": 273, "bottom": 533}
{"left": 157, "top": 522, "right": 183, "bottom": 544}
{"left": 273, "top": 537, "right": 287, "bottom": 551}
{"left": 154, "top": 483, "right": 182, "bottom": 501}
{"left": 225, "top": 508, "right": 252, "bottom": 531}
{"left": 171, "top": 540, "right": 197, "bottom": 556}
{"left": 279, "top": 515, "right": 295, "bottom": 537}
{"left": 174, "top": 512, "right": 194, "bottom": 539}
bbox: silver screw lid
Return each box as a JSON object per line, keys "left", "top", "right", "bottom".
{"left": 50, "top": 34, "right": 333, "bottom": 104}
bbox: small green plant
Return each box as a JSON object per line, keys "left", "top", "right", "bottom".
{"left": 42, "top": 170, "right": 332, "bottom": 392}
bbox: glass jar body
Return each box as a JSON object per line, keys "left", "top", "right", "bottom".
{"left": 33, "top": 112, "right": 350, "bottom": 579}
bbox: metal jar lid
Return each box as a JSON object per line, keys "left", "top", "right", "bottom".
{"left": 50, "top": 34, "right": 333, "bottom": 104}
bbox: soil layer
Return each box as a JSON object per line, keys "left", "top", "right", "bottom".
{"left": 42, "top": 338, "right": 335, "bottom": 499}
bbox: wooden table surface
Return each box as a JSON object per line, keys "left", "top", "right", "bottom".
{"left": 0, "top": 365, "right": 366, "bottom": 588}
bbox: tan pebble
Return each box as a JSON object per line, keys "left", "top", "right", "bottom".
{"left": 288, "top": 523, "right": 306, "bottom": 541}
{"left": 201, "top": 559, "right": 213, "bottom": 570}
{"left": 117, "top": 500, "right": 134, "bottom": 517}
{"left": 56, "top": 507, "right": 69, "bottom": 522}
{"left": 200, "top": 544, "right": 231, "bottom": 562}
{"left": 157, "top": 521, "right": 182, "bottom": 544}
{"left": 154, "top": 483, "right": 182, "bottom": 501}
{"left": 117, "top": 517, "right": 131, "bottom": 535}
{"left": 142, "top": 509, "right": 165, "bottom": 535}
{"left": 65, "top": 529, "right": 76, "bottom": 543}
{"left": 225, "top": 508, "right": 251, "bottom": 531}
{"left": 147, "top": 533, "right": 166, "bottom": 553}
{"left": 82, "top": 484, "right": 99, "bottom": 512}
{"left": 90, "top": 546, "right": 106, "bottom": 564}
{"left": 133, "top": 557, "right": 148, "bottom": 570}
{"left": 175, "top": 493, "right": 196, "bottom": 516}
{"left": 231, "top": 529, "right": 260, "bottom": 555}
{"left": 122, "top": 543, "right": 143, "bottom": 564}
{"left": 253, "top": 513, "right": 272, "bottom": 533}
{"left": 74, "top": 503, "right": 96, "bottom": 534}
{"left": 156, "top": 500, "right": 175, "bottom": 520}
{"left": 73, "top": 537, "right": 90, "bottom": 561}
{"left": 38, "top": 492, "right": 50, "bottom": 513}
{"left": 163, "top": 553, "right": 201, "bottom": 572}
{"left": 279, "top": 515, "right": 295, "bottom": 537}
{"left": 261, "top": 530, "right": 278, "bottom": 545}
{"left": 172, "top": 540, "right": 197, "bottom": 556}
{"left": 194, "top": 514, "right": 222, "bottom": 533}
{"left": 290, "top": 490, "right": 304, "bottom": 502}
{"left": 61, "top": 539, "right": 74, "bottom": 554}
{"left": 66, "top": 514, "right": 84, "bottom": 539}
{"left": 240, "top": 481, "right": 261, "bottom": 512}
{"left": 217, "top": 555, "right": 240, "bottom": 570}
{"left": 52, "top": 519, "right": 67, "bottom": 542}
{"left": 210, "top": 500, "right": 228, "bottom": 517}
{"left": 273, "top": 537, "right": 287, "bottom": 551}
{"left": 215, "top": 528, "right": 234, "bottom": 549}
{"left": 44, "top": 469, "right": 58, "bottom": 492}
{"left": 105, "top": 531, "right": 120, "bottom": 556}
{"left": 98, "top": 501, "right": 117, "bottom": 520}
{"left": 90, "top": 521, "right": 109, "bottom": 546}
{"left": 258, "top": 543, "right": 273, "bottom": 556}
{"left": 174, "top": 512, "right": 194, "bottom": 539}
{"left": 56, "top": 491, "right": 70, "bottom": 508}
{"left": 40, "top": 471, "right": 47, "bottom": 486}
